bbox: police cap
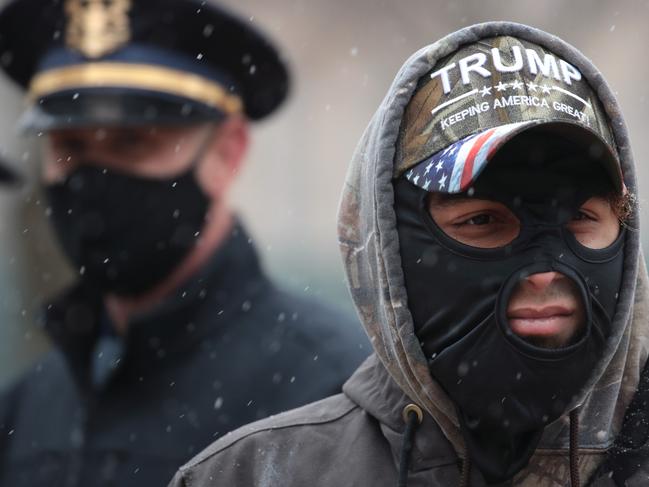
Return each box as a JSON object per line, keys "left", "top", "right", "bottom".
{"left": 0, "top": 0, "right": 290, "bottom": 130}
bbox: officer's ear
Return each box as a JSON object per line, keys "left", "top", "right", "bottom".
{"left": 197, "top": 115, "right": 249, "bottom": 198}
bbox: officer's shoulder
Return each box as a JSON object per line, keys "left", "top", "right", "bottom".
{"left": 0, "top": 348, "right": 71, "bottom": 404}
{"left": 0, "top": 348, "right": 69, "bottom": 436}
{"left": 176, "top": 393, "right": 359, "bottom": 474}
{"left": 263, "top": 284, "right": 360, "bottom": 333}
{"left": 260, "top": 285, "right": 369, "bottom": 353}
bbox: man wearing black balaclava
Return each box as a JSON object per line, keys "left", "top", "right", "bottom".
{"left": 0, "top": 1, "right": 368, "bottom": 486}
{"left": 394, "top": 124, "right": 628, "bottom": 483}
{"left": 168, "top": 23, "right": 649, "bottom": 487}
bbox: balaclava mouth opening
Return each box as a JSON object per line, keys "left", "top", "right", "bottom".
{"left": 392, "top": 35, "right": 625, "bottom": 483}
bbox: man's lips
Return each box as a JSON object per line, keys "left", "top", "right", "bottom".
{"left": 507, "top": 306, "right": 576, "bottom": 337}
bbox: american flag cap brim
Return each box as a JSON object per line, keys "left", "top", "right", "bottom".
{"left": 403, "top": 119, "right": 623, "bottom": 195}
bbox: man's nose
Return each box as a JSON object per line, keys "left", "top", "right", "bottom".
{"left": 523, "top": 271, "right": 563, "bottom": 292}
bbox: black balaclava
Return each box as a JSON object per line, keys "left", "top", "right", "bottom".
{"left": 395, "top": 129, "right": 625, "bottom": 483}
{"left": 45, "top": 134, "right": 212, "bottom": 297}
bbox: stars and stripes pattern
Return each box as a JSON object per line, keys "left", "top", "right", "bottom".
{"left": 404, "top": 121, "right": 533, "bottom": 194}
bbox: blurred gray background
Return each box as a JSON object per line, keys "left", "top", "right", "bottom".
{"left": 1, "top": 0, "right": 648, "bottom": 387}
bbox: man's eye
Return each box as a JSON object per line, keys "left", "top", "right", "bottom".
{"left": 461, "top": 214, "right": 493, "bottom": 226}
{"left": 572, "top": 211, "right": 596, "bottom": 222}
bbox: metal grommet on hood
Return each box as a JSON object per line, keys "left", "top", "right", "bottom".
{"left": 402, "top": 404, "right": 424, "bottom": 424}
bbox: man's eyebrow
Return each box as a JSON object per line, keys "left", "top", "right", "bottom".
{"left": 428, "top": 194, "right": 476, "bottom": 208}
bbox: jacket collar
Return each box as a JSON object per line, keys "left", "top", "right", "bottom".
{"left": 343, "top": 355, "right": 612, "bottom": 485}
{"left": 343, "top": 355, "right": 461, "bottom": 473}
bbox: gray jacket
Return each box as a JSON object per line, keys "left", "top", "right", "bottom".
{"left": 169, "top": 22, "right": 649, "bottom": 487}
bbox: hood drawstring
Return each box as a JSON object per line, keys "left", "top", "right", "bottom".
{"left": 398, "top": 404, "right": 423, "bottom": 487}
{"left": 569, "top": 408, "right": 581, "bottom": 487}
{"left": 397, "top": 405, "right": 579, "bottom": 487}
{"left": 459, "top": 454, "right": 471, "bottom": 487}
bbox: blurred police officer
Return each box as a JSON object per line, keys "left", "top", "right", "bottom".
{"left": 0, "top": 0, "right": 368, "bottom": 485}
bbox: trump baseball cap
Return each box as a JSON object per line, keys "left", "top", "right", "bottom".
{"left": 396, "top": 36, "right": 623, "bottom": 194}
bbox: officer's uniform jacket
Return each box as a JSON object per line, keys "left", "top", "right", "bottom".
{"left": 0, "top": 224, "right": 368, "bottom": 486}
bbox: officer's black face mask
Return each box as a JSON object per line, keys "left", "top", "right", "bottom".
{"left": 394, "top": 133, "right": 625, "bottom": 483}
{"left": 45, "top": 143, "right": 211, "bottom": 297}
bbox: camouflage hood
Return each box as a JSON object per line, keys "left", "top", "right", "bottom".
{"left": 337, "top": 20, "right": 649, "bottom": 466}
